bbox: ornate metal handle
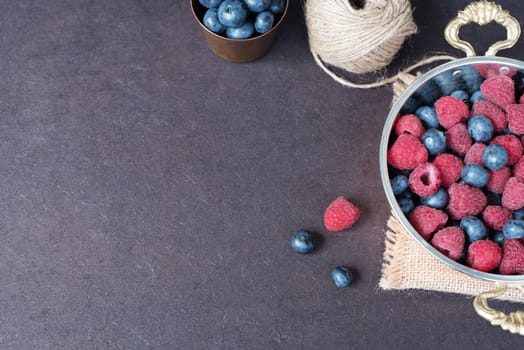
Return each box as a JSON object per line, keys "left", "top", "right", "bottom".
{"left": 444, "top": 0, "right": 521, "bottom": 57}
{"left": 473, "top": 284, "right": 524, "bottom": 335}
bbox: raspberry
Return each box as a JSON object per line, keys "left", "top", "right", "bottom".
{"left": 435, "top": 96, "right": 469, "bottom": 129}
{"left": 475, "top": 64, "right": 517, "bottom": 79}
{"left": 471, "top": 100, "right": 507, "bottom": 132}
{"left": 447, "top": 183, "right": 488, "bottom": 220}
{"left": 499, "top": 239, "right": 524, "bottom": 275}
{"left": 394, "top": 114, "right": 424, "bottom": 138}
{"left": 323, "top": 196, "right": 360, "bottom": 232}
{"left": 483, "top": 205, "right": 512, "bottom": 231}
{"left": 408, "top": 163, "right": 441, "bottom": 197}
{"left": 408, "top": 205, "right": 448, "bottom": 240}
{"left": 491, "top": 134, "right": 523, "bottom": 165}
{"left": 387, "top": 134, "right": 428, "bottom": 170}
{"left": 502, "top": 177, "right": 524, "bottom": 211}
{"left": 513, "top": 156, "right": 524, "bottom": 181}
{"left": 464, "top": 142, "right": 487, "bottom": 165}
{"left": 431, "top": 226, "right": 465, "bottom": 261}
{"left": 480, "top": 74, "right": 515, "bottom": 109}
{"left": 486, "top": 166, "right": 510, "bottom": 194}
{"left": 506, "top": 104, "right": 524, "bottom": 134}
{"left": 466, "top": 240, "right": 502, "bottom": 272}
{"left": 446, "top": 123, "right": 472, "bottom": 156}
{"left": 432, "top": 153, "right": 463, "bottom": 188}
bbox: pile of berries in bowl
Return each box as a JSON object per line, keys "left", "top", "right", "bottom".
{"left": 380, "top": 58, "right": 524, "bottom": 280}
{"left": 198, "top": 0, "right": 286, "bottom": 39}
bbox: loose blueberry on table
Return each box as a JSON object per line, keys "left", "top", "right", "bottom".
{"left": 290, "top": 230, "right": 316, "bottom": 254}
{"left": 331, "top": 266, "right": 354, "bottom": 288}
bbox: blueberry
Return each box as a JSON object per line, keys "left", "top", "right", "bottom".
{"left": 390, "top": 175, "right": 408, "bottom": 195}
{"left": 217, "top": 0, "right": 248, "bottom": 28}
{"left": 421, "top": 128, "right": 446, "bottom": 155}
{"left": 450, "top": 90, "right": 470, "bottom": 105}
{"left": 513, "top": 208, "right": 524, "bottom": 220}
{"left": 415, "top": 80, "right": 441, "bottom": 106}
{"left": 482, "top": 144, "right": 508, "bottom": 170}
{"left": 397, "top": 196, "right": 414, "bottom": 214}
{"left": 432, "top": 70, "right": 465, "bottom": 96}
{"left": 331, "top": 266, "right": 353, "bottom": 288}
{"left": 415, "top": 106, "right": 440, "bottom": 129}
{"left": 459, "top": 65, "right": 483, "bottom": 93}
{"left": 203, "top": 8, "right": 227, "bottom": 34}
{"left": 269, "top": 0, "right": 285, "bottom": 15}
{"left": 244, "top": 0, "right": 271, "bottom": 12}
{"left": 467, "top": 115, "right": 494, "bottom": 142}
{"left": 503, "top": 219, "right": 524, "bottom": 239}
{"left": 199, "top": 0, "right": 224, "bottom": 8}
{"left": 493, "top": 231, "right": 505, "bottom": 245}
{"left": 470, "top": 90, "right": 484, "bottom": 104}
{"left": 461, "top": 163, "right": 490, "bottom": 188}
{"left": 254, "top": 11, "right": 274, "bottom": 34}
{"left": 290, "top": 230, "right": 316, "bottom": 254}
{"left": 226, "top": 20, "right": 255, "bottom": 39}
{"left": 420, "top": 188, "right": 448, "bottom": 209}
{"left": 460, "top": 216, "right": 489, "bottom": 242}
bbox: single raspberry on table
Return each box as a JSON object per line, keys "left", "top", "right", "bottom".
{"left": 394, "top": 114, "right": 424, "bottom": 138}
{"left": 323, "top": 196, "right": 360, "bottom": 232}
{"left": 480, "top": 74, "right": 515, "bottom": 109}
{"left": 446, "top": 123, "right": 472, "bottom": 156}
{"left": 387, "top": 133, "right": 428, "bottom": 170}
{"left": 408, "top": 205, "right": 448, "bottom": 240}
{"left": 502, "top": 177, "right": 524, "bottom": 211}
{"left": 471, "top": 100, "right": 507, "bottom": 132}
{"left": 431, "top": 226, "right": 465, "bottom": 261}
{"left": 483, "top": 205, "right": 512, "bottom": 231}
{"left": 435, "top": 96, "right": 469, "bottom": 129}
{"left": 491, "top": 134, "right": 523, "bottom": 166}
{"left": 486, "top": 166, "right": 511, "bottom": 194}
{"left": 447, "top": 183, "right": 487, "bottom": 220}
{"left": 499, "top": 238, "right": 524, "bottom": 275}
{"left": 466, "top": 239, "right": 503, "bottom": 272}
{"left": 432, "top": 153, "right": 463, "bottom": 187}
{"left": 408, "top": 162, "right": 441, "bottom": 197}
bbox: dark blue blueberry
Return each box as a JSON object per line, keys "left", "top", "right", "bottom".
{"left": 415, "top": 106, "right": 440, "bottom": 129}
{"left": 493, "top": 231, "right": 505, "bottom": 245}
{"left": 421, "top": 128, "right": 446, "bottom": 155}
{"left": 513, "top": 208, "right": 524, "bottom": 220}
{"left": 503, "top": 220, "right": 524, "bottom": 239}
{"left": 401, "top": 95, "right": 422, "bottom": 115}
{"left": 290, "top": 230, "right": 315, "bottom": 254}
{"left": 482, "top": 144, "right": 508, "bottom": 170}
{"left": 254, "top": 11, "right": 274, "bottom": 34}
{"left": 203, "top": 8, "right": 227, "bottom": 34}
{"left": 467, "top": 115, "right": 494, "bottom": 142}
{"left": 450, "top": 90, "right": 469, "bottom": 104}
{"left": 470, "top": 90, "right": 484, "bottom": 104}
{"left": 460, "top": 216, "right": 489, "bottom": 242}
{"left": 432, "top": 70, "right": 465, "bottom": 96}
{"left": 218, "top": 0, "right": 248, "bottom": 28}
{"left": 415, "top": 80, "right": 441, "bottom": 106}
{"left": 461, "top": 163, "right": 490, "bottom": 188}
{"left": 459, "top": 65, "right": 483, "bottom": 93}
{"left": 244, "top": 0, "right": 271, "bottom": 12}
{"left": 420, "top": 188, "right": 448, "bottom": 209}
{"left": 226, "top": 20, "right": 255, "bottom": 39}
{"left": 199, "top": 0, "right": 224, "bottom": 8}
{"left": 269, "top": 0, "right": 285, "bottom": 15}
{"left": 331, "top": 266, "right": 353, "bottom": 288}
{"left": 397, "top": 197, "right": 414, "bottom": 214}
{"left": 390, "top": 175, "right": 408, "bottom": 195}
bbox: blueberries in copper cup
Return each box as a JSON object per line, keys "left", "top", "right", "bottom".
{"left": 218, "top": 0, "right": 248, "bottom": 27}
{"left": 244, "top": 0, "right": 271, "bottom": 12}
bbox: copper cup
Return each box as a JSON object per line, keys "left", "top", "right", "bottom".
{"left": 190, "top": 0, "right": 289, "bottom": 63}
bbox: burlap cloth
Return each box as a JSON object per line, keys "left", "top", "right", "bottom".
{"left": 379, "top": 213, "right": 524, "bottom": 302}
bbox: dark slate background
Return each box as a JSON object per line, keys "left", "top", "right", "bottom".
{"left": 1, "top": 0, "right": 524, "bottom": 348}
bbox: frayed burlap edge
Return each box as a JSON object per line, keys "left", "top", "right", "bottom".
{"left": 379, "top": 213, "right": 524, "bottom": 303}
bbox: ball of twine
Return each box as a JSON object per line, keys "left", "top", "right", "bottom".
{"left": 305, "top": 0, "right": 417, "bottom": 75}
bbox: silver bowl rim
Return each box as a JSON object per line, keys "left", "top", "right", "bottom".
{"left": 380, "top": 56, "right": 524, "bottom": 284}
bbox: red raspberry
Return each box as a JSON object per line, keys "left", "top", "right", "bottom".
{"left": 491, "top": 134, "right": 523, "bottom": 165}
{"left": 482, "top": 205, "right": 512, "bottom": 231}
{"left": 394, "top": 114, "right": 424, "bottom": 138}
{"left": 387, "top": 134, "right": 428, "bottom": 170}
{"left": 502, "top": 177, "right": 524, "bottom": 211}
{"left": 520, "top": 95, "right": 524, "bottom": 104}
{"left": 486, "top": 166, "right": 510, "bottom": 194}
{"left": 408, "top": 162, "right": 441, "bottom": 197}
{"left": 432, "top": 153, "right": 463, "bottom": 188}
{"left": 506, "top": 104, "right": 524, "bottom": 134}
{"left": 464, "top": 142, "right": 487, "bottom": 165}
{"left": 466, "top": 240, "right": 502, "bottom": 272}
{"left": 499, "top": 239, "right": 524, "bottom": 275}
{"left": 445, "top": 123, "right": 472, "bottom": 156}
{"left": 447, "top": 183, "right": 488, "bottom": 220}
{"left": 480, "top": 75, "right": 515, "bottom": 109}
{"left": 408, "top": 205, "right": 448, "bottom": 240}
{"left": 323, "top": 196, "right": 360, "bottom": 232}
{"left": 431, "top": 226, "right": 465, "bottom": 261}
{"left": 513, "top": 156, "right": 524, "bottom": 181}
{"left": 471, "top": 100, "right": 507, "bottom": 132}
{"left": 475, "top": 64, "right": 517, "bottom": 79}
{"left": 435, "top": 96, "right": 469, "bottom": 129}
